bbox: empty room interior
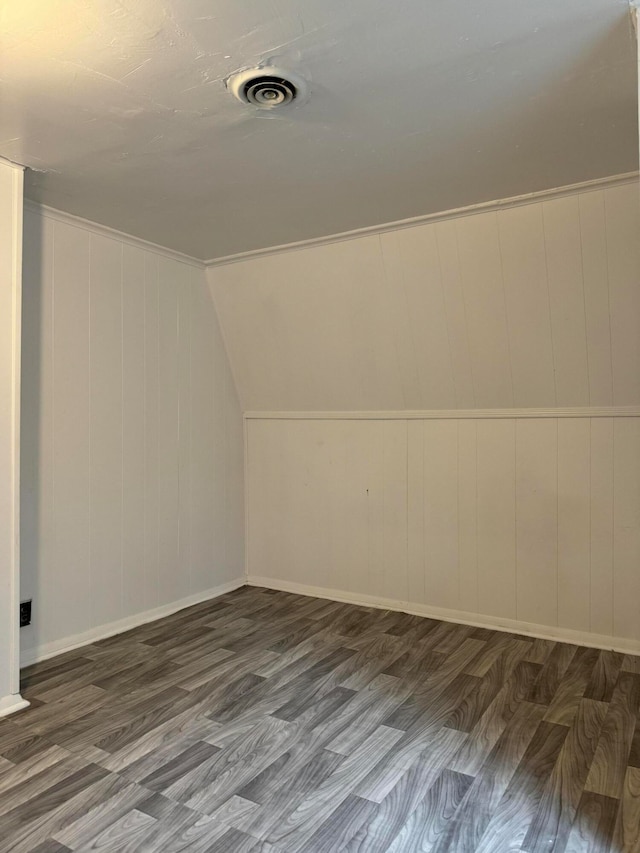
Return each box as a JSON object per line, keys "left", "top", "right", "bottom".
{"left": 1, "top": 1, "right": 640, "bottom": 850}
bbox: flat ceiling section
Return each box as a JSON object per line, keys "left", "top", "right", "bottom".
{"left": 1, "top": 0, "right": 638, "bottom": 260}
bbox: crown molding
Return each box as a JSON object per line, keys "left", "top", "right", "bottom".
{"left": 23, "top": 200, "right": 205, "bottom": 269}
{"left": 244, "top": 407, "right": 640, "bottom": 421}
{"left": 206, "top": 171, "right": 639, "bottom": 268}
{"left": 20, "top": 171, "right": 638, "bottom": 269}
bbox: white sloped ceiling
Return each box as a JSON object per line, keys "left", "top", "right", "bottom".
{"left": 0, "top": 0, "right": 637, "bottom": 259}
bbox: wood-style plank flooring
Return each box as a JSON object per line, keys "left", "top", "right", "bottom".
{"left": 1, "top": 586, "right": 639, "bottom": 852}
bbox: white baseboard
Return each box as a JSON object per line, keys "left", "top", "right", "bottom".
{"left": 247, "top": 576, "right": 640, "bottom": 657}
{"left": 0, "top": 694, "right": 30, "bottom": 718}
{"left": 20, "top": 579, "right": 246, "bottom": 668}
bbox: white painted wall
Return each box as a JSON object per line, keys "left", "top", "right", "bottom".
{"left": 20, "top": 208, "right": 244, "bottom": 664}
{"left": 210, "top": 176, "right": 640, "bottom": 651}
{"left": 0, "top": 160, "right": 28, "bottom": 716}
{"left": 211, "top": 179, "right": 640, "bottom": 412}
{"left": 247, "top": 415, "right": 640, "bottom": 651}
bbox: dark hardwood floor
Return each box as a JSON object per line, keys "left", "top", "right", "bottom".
{"left": 1, "top": 586, "right": 639, "bottom": 852}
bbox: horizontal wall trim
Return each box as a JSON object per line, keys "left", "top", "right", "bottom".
{"left": 0, "top": 695, "right": 30, "bottom": 719}
{"left": 20, "top": 578, "right": 245, "bottom": 668}
{"left": 244, "top": 407, "right": 640, "bottom": 421}
{"left": 24, "top": 200, "right": 205, "bottom": 270}
{"left": 247, "top": 577, "right": 640, "bottom": 657}
{"left": 207, "top": 171, "right": 639, "bottom": 267}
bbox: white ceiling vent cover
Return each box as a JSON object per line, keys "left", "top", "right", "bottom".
{"left": 227, "top": 67, "right": 309, "bottom": 109}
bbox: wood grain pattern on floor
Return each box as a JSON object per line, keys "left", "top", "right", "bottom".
{"left": 0, "top": 586, "right": 639, "bottom": 852}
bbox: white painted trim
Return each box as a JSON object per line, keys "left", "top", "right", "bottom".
{"left": 9, "top": 166, "right": 24, "bottom": 699}
{"left": 23, "top": 173, "right": 638, "bottom": 269}
{"left": 0, "top": 694, "right": 30, "bottom": 719}
{"left": 23, "top": 200, "right": 205, "bottom": 270}
{"left": 247, "top": 576, "right": 640, "bottom": 657}
{"left": 20, "top": 578, "right": 245, "bottom": 667}
{"left": 243, "top": 417, "right": 250, "bottom": 583}
{"left": 206, "top": 172, "right": 639, "bottom": 267}
{"left": 244, "top": 407, "right": 640, "bottom": 421}
{"left": 0, "top": 156, "right": 26, "bottom": 172}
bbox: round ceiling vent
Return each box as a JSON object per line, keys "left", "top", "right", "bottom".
{"left": 227, "top": 67, "right": 308, "bottom": 109}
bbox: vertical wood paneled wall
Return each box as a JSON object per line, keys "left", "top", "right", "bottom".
{"left": 213, "top": 177, "right": 640, "bottom": 651}
{"left": 211, "top": 181, "right": 640, "bottom": 412}
{"left": 20, "top": 209, "right": 245, "bottom": 663}
{"left": 247, "top": 416, "right": 640, "bottom": 649}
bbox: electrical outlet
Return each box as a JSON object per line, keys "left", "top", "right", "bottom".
{"left": 20, "top": 599, "right": 32, "bottom": 628}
